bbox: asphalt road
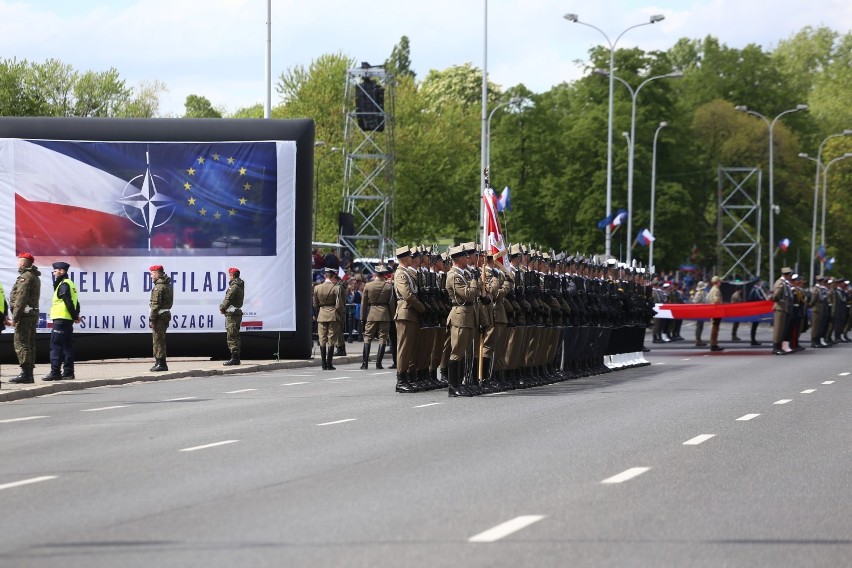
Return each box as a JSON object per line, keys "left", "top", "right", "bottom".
{"left": 1, "top": 335, "right": 850, "bottom": 567}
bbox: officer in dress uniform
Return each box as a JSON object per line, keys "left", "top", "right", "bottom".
{"left": 42, "top": 261, "right": 80, "bottom": 381}
{"left": 445, "top": 244, "right": 482, "bottom": 397}
{"left": 708, "top": 275, "right": 724, "bottom": 352}
{"left": 393, "top": 246, "right": 426, "bottom": 393}
{"left": 772, "top": 267, "right": 794, "bottom": 354}
{"left": 9, "top": 252, "right": 42, "bottom": 384}
{"left": 149, "top": 265, "right": 173, "bottom": 372}
{"left": 313, "top": 267, "right": 344, "bottom": 371}
{"left": 360, "top": 265, "right": 394, "bottom": 370}
{"left": 809, "top": 276, "right": 829, "bottom": 348}
{"left": 220, "top": 267, "right": 244, "bottom": 366}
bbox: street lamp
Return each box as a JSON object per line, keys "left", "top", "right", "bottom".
{"left": 735, "top": 103, "right": 808, "bottom": 279}
{"left": 649, "top": 121, "right": 668, "bottom": 273}
{"left": 314, "top": 141, "right": 340, "bottom": 242}
{"left": 596, "top": 69, "right": 682, "bottom": 263}
{"left": 486, "top": 96, "right": 523, "bottom": 172}
{"left": 564, "top": 12, "right": 665, "bottom": 258}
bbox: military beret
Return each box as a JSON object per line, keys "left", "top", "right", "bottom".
{"left": 52, "top": 261, "right": 70, "bottom": 271}
{"left": 395, "top": 246, "right": 411, "bottom": 259}
{"left": 149, "top": 265, "right": 164, "bottom": 272}
{"left": 228, "top": 267, "right": 240, "bottom": 274}
{"left": 18, "top": 252, "right": 34, "bottom": 261}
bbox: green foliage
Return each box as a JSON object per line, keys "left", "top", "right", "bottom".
{"left": 183, "top": 94, "right": 222, "bottom": 118}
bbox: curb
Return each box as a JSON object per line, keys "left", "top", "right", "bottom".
{"left": 0, "top": 356, "right": 367, "bottom": 403}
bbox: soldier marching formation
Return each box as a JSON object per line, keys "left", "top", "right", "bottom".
{"left": 355, "top": 243, "right": 657, "bottom": 397}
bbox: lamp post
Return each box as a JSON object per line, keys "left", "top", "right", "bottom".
{"left": 486, "top": 96, "right": 523, "bottom": 172}
{"left": 596, "top": 69, "right": 682, "bottom": 263}
{"left": 314, "top": 141, "right": 340, "bottom": 243}
{"left": 820, "top": 152, "right": 852, "bottom": 272}
{"left": 564, "top": 12, "right": 665, "bottom": 258}
{"left": 735, "top": 103, "right": 808, "bottom": 280}
{"left": 649, "top": 121, "right": 667, "bottom": 273}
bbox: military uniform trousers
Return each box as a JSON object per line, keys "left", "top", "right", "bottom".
{"left": 318, "top": 321, "right": 340, "bottom": 346}
{"left": 14, "top": 313, "right": 39, "bottom": 366}
{"left": 225, "top": 312, "right": 242, "bottom": 353}
{"left": 772, "top": 311, "right": 788, "bottom": 344}
{"left": 152, "top": 310, "right": 171, "bottom": 359}
{"left": 395, "top": 320, "right": 420, "bottom": 373}
{"left": 364, "top": 320, "right": 390, "bottom": 345}
{"left": 49, "top": 319, "right": 75, "bottom": 373}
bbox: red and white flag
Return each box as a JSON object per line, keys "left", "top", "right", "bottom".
{"left": 482, "top": 187, "right": 506, "bottom": 262}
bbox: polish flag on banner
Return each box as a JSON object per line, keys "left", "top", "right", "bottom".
{"left": 778, "top": 237, "right": 790, "bottom": 252}
{"left": 482, "top": 187, "right": 506, "bottom": 262}
{"left": 1, "top": 139, "right": 278, "bottom": 256}
{"left": 497, "top": 186, "right": 511, "bottom": 212}
{"left": 653, "top": 300, "right": 773, "bottom": 320}
{"left": 636, "top": 228, "right": 655, "bottom": 246}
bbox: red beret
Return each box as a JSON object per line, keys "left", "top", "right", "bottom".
{"left": 149, "top": 265, "right": 164, "bottom": 271}
{"left": 228, "top": 267, "right": 240, "bottom": 274}
{"left": 18, "top": 252, "right": 34, "bottom": 261}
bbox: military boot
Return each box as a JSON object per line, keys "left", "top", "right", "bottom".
{"left": 335, "top": 344, "right": 346, "bottom": 357}
{"left": 395, "top": 372, "right": 416, "bottom": 393}
{"left": 375, "top": 344, "right": 385, "bottom": 369}
{"left": 42, "top": 365, "right": 63, "bottom": 381}
{"left": 319, "top": 346, "right": 329, "bottom": 370}
{"left": 326, "top": 349, "right": 336, "bottom": 371}
{"left": 10, "top": 365, "right": 35, "bottom": 384}
{"left": 223, "top": 352, "right": 241, "bottom": 366}
{"left": 447, "top": 360, "right": 472, "bottom": 397}
{"left": 151, "top": 358, "right": 169, "bottom": 372}
{"left": 360, "top": 343, "right": 371, "bottom": 370}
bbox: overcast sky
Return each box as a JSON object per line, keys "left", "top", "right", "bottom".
{"left": 1, "top": 0, "right": 850, "bottom": 116}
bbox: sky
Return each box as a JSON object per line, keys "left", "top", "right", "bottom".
{"left": 1, "top": 0, "right": 850, "bottom": 117}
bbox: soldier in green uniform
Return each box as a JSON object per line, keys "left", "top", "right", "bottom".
{"left": 9, "top": 252, "right": 42, "bottom": 384}
{"left": 149, "top": 265, "right": 174, "bottom": 372}
{"left": 313, "top": 267, "right": 344, "bottom": 370}
{"left": 360, "top": 265, "right": 394, "bottom": 369}
{"left": 220, "top": 267, "right": 244, "bottom": 366}
{"left": 42, "top": 261, "right": 80, "bottom": 381}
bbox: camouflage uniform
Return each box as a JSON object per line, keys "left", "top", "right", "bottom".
{"left": 149, "top": 273, "right": 174, "bottom": 363}
{"left": 219, "top": 274, "right": 245, "bottom": 362}
{"left": 11, "top": 263, "right": 42, "bottom": 368}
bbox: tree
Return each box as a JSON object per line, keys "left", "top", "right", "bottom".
{"left": 183, "top": 94, "right": 222, "bottom": 118}
{"left": 385, "top": 35, "right": 415, "bottom": 80}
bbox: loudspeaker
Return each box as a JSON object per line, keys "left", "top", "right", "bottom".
{"left": 339, "top": 212, "right": 355, "bottom": 236}
{"left": 355, "top": 79, "right": 384, "bottom": 132}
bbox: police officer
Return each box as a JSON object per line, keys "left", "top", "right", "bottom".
{"left": 9, "top": 252, "right": 42, "bottom": 384}
{"left": 313, "top": 267, "right": 344, "bottom": 370}
{"left": 149, "top": 265, "right": 173, "bottom": 371}
{"left": 43, "top": 261, "right": 80, "bottom": 381}
{"left": 360, "top": 265, "right": 394, "bottom": 370}
{"left": 220, "top": 267, "right": 244, "bottom": 366}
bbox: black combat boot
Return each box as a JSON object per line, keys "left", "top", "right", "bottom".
{"left": 360, "top": 343, "right": 371, "bottom": 370}
{"left": 447, "top": 360, "right": 472, "bottom": 397}
{"left": 223, "top": 352, "right": 241, "bottom": 366}
{"left": 151, "top": 358, "right": 169, "bottom": 372}
{"left": 320, "top": 346, "right": 329, "bottom": 370}
{"left": 326, "top": 349, "right": 336, "bottom": 371}
{"left": 43, "top": 365, "right": 63, "bottom": 381}
{"left": 10, "top": 365, "right": 34, "bottom": 384}
{"left": 335, "top": 343, "right": 346, "bottom": 357}
{"left": 395, "top": 372, "right": 415, "bottom": 393}
{"left": 438, "top": 366, "right": 448, "bottom": 386}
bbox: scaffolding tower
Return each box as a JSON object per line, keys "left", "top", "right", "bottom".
{"left": 717, "top": 166, "right": 762, "bottom": 280}
{"left": 339, "top": 63, "right": 395, "bottom": 262}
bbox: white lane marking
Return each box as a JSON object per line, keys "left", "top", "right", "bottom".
{"left": 317, "top": 419, "right": 356, "bottom": 426}
{"left": 81, "top": 405, "right": 127, "bottom": 412}
{"left": 737, "top": 414, "right": 760, "bottom": 421}
{"left": 288, "top": 374, "right": 314, "bottom": 377}
{"left": 370, "top": 371, "right": 392, "bottom": 375}
{"left": 224, "top": 388, "right": 257, "bottom": 394}
{"left": 281, "top": 381, "right": 309, "bottom": 386}
{"left": 179, "top": 440, "right": 239, "bottom": 452}
{"left": 822, "top": 381, "right": 835, "bottom": 385}
{"left": 485, "top": 391, "right": 509, "bottom": 396}
{"left": 323, "top": 376, "right": 351, "bottom": 381}
{"left": 681, "top": 358, "right": 691, "bottom": 361}
{"left": 801, "top": 389, "right": 816, "bottom": 394}
{"left": 602, "top": 467, "right": 651, "bottom": 484}
{"left": 414, "top": 403, "right": 443, "bottom": 408}
{"left": 839, "top": 372, "right": 850, "bottom": 377}
{"left": 774, "top": 399, "right": 792, "bottom": 405}
{"left": 655, "top": 362, "right": 667, "bottom": 365}
{"left": 162, "top": 397, "right": 197, "bottom": 402}
{"left": 683, "top": 434, "right": 715, "bottom": 446}
{"left": 0, "top": 476, "right": 57, "bottom": 491}
{"left": 468, "top": 515, "right": 546, "bottom": 543}
{"left": 0, "top": 416, "right": 49, "bottom": 424}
